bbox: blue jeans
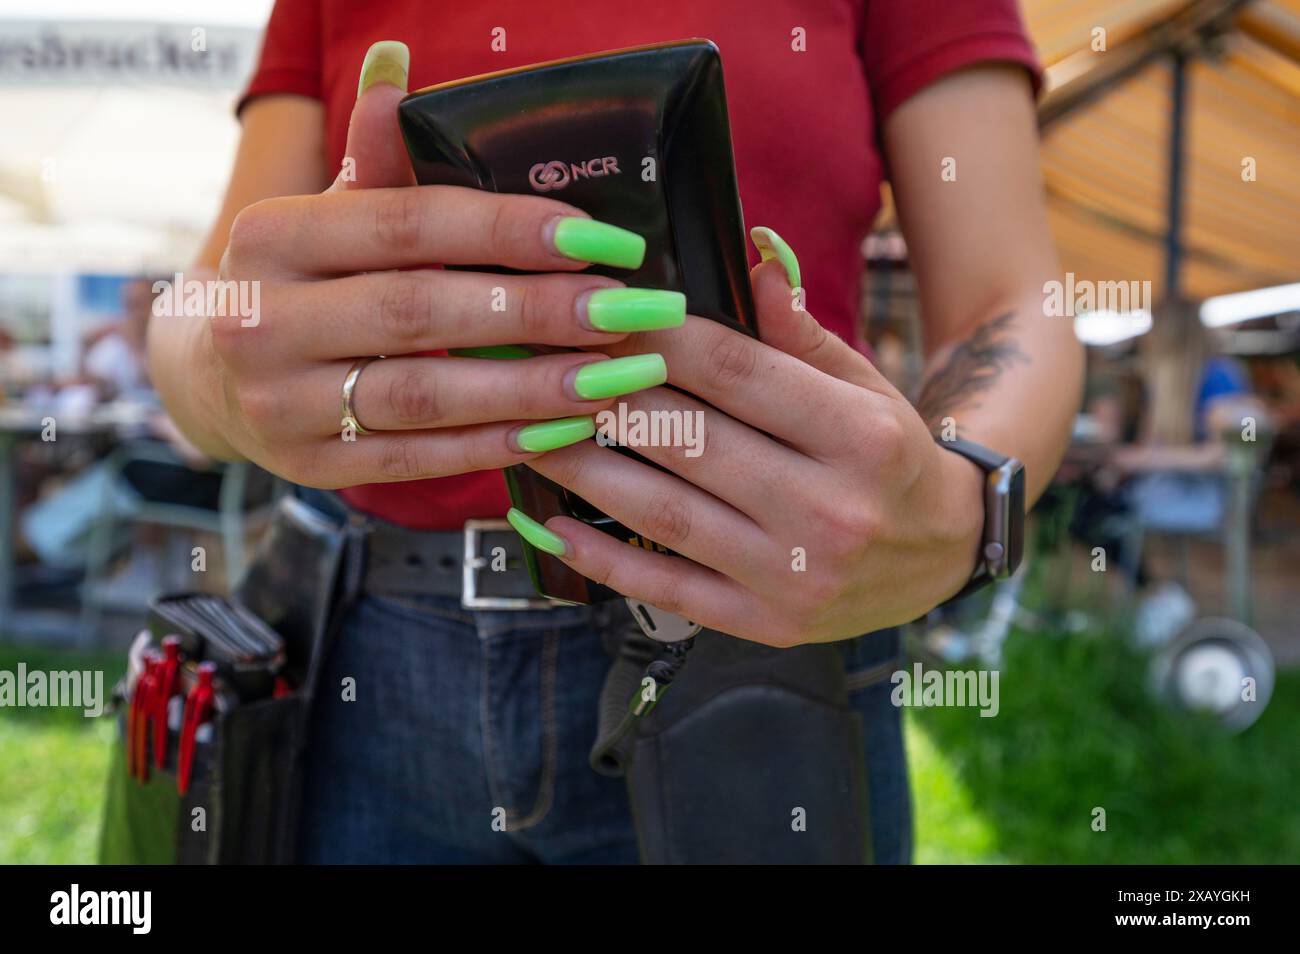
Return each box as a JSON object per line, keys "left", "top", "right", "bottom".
{"left": 296, "top": 586, "right": 912, "bottom": 864}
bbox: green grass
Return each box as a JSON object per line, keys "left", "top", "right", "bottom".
{"left": 0, "top": 645, "right": 124, "bottom": 864}
{"left": 907, "top": 625, "right": 1300, "bottom": 863}
{"left": 2, "top": 630, "right": 1296, "bottom": 864}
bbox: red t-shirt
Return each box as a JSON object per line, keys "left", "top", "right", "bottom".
{"left": 240, "top": 0, "right": 1041, "bottom": 529}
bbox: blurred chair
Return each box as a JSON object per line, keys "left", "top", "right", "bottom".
{"left": 1120, "top": 424, "right": 1274, "bottom": 623}
{"left": 79, "top": 441, "right": 283, "bottom": 644}
{"left": 1123, "top": 470, "right": 1226, "bottom": 588}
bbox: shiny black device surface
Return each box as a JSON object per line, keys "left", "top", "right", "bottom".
{"left": 399, "top": 39, "right": 756, "bottom": 603}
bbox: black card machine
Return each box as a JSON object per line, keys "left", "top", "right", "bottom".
{"left": 399, "top": 39, "right": 756, "bottom": 605}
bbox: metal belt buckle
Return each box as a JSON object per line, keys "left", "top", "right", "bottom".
{"left": 461, "top": 518, "right": 559, "bottom": 610}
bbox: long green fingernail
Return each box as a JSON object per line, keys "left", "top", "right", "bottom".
{"left": 573, "top": 354, "right": 667, "bottom": 400}
{"left": 750, "top": 226, "right": 801, "bottom": 289}
{"left": 357, "top": 40, "right": 409, "bottom": 97}
{"left": 584, "top": 288, "right": 685, "bottom": 332}
{"left": 552, "top": 217, "right": 646, "bottom": 269}
{"left": 515, "top": 415, "right": 596, "bottom": 453}
{"left": 507, "top": 508, "right": 568, "bottom": 556}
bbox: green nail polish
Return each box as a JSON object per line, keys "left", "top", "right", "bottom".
{"left": 357, "top": 40, "right": 410, "bottom": 97}
{"left": 750, "top": 226, "right": 802, "bottom": 289}
{"left": 507, "top": 507, "right": 568, "bottom": 556}
{"left": 515, "top": 415, "right": 596, "bottom": 453}
{"left": 553, "top": 217, "right": 646, "bottom": 269}
{"left": 585, "top": 288, "right": 685, "bottom": 332}
{"left": 450, "top": 345, "right": 534, "bottom": 359}
{"left": 573, "top": 354, "right": 667, "bottom": 400}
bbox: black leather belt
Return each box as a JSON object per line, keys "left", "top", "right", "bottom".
{"left": 365, "top": 517, "right": 559, "bottom": 609}
{"left": 296, "top": 489, "right": 560, "bottom": 610}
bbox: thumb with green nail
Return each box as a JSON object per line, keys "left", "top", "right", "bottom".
{"left": 327, "top": 40, "right": 416, "bottom": 191}
{"left": 748, "top": 226, "right": 882, "bottom": 389}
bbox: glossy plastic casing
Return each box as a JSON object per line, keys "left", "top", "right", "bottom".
{"left": 398, "top": 39, "right": 756, "bottom": 603}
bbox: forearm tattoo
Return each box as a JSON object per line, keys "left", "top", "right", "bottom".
{"left": 914, "top": 312, "right": 1029, "bottom": 433}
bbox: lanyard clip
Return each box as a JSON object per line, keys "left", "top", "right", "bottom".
{"left": 624, "top": 598, "right": 701, "bottom": 643}
{"left": 628, "top": 633, "right": 696, "bottom": 718}
{"left": 623, "top": 599, "right": 700, "bottom": 715}
{"left": 622, "top": 598, "right": 700, "bottom": 717}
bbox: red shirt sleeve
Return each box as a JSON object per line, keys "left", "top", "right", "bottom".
{"left": 236, "top": 0, "right": 323, "bottom": 116}
{"left": 860, "top": 0, "right": 1044, "bottom": 124}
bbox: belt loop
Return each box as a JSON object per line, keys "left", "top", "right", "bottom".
{"left": 300, "top": 512, "right": 369, "bottom": 707}
{"left": 339, "top": 512, "right": 370, "bottom": 611}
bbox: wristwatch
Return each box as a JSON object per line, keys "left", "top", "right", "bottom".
{"left": 935, "top": 436, "right": 1026, "bottom": 601}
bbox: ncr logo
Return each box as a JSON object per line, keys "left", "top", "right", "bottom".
{"left": 50, "top": 884, "right": 151, "bottom": 935}
{"left": 528, "top": 156, "right": 621, "bottom": 192}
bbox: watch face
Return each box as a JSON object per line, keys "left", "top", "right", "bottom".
{"left": 1007, "top": 463, "right": 1026, "bottom": 572}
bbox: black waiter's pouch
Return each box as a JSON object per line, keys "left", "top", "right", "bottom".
{"left": 98, "top": 497, "right": 350, "bottom": 864}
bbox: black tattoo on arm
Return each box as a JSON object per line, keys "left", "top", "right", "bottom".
{"left": 914, "top": 312, "right": 1029, "bottom": 432}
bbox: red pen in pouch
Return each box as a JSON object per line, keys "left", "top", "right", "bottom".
{"left": 129, "top": 650, "right": 161, "bottom": 782}
{"left": 177, "top": 662, "right": 217, "bottom": 795}
{"left": 152, "top": 636, "right": 182, "bottom": 769}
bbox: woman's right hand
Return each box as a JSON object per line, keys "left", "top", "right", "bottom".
{"left": 175, "top": 41, "right": 682, "bottom": 488}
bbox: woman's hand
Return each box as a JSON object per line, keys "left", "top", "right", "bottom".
{"left": 516, "top": 65, "right": 1080, "bottom": 646}
{"left": 517, "top": 248, "right": 987, "bottom": 646}
{"left": 208, "top": 184, "right": 675, "bottom": 488}
{"left": 152, "top": 42, "right": 682, "bottom": 488}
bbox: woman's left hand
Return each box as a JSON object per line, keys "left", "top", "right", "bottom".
{"left": 522, "top": 242, "right": 988, "bottom": 646}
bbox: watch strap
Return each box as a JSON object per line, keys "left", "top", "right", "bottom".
{"left": 933, "top": 435, "right": 1023, "bottom": 604}
{"left": 936, "top": 436, "right": 1006, "bottom": 472}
